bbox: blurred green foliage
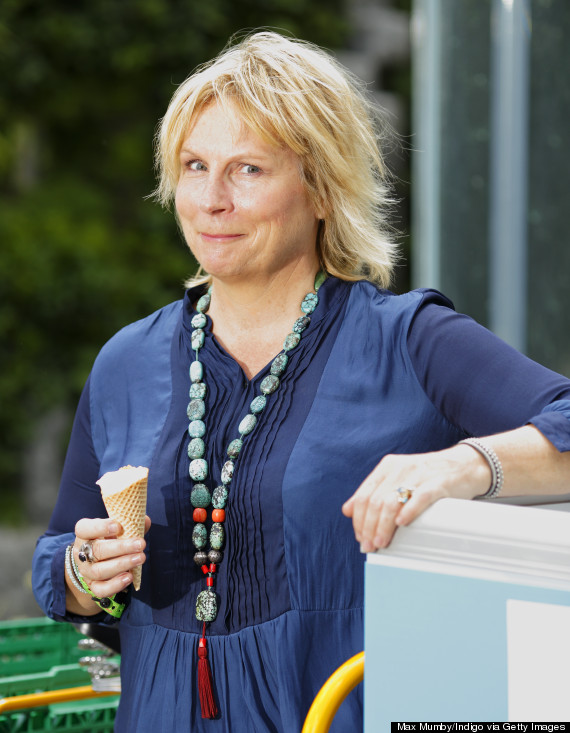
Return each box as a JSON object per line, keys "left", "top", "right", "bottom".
{"left": 0, "top": 1, "right": 348, "bottom": 505}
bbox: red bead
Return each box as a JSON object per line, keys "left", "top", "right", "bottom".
{"left": 193, "top": 508, "right": 207, "bottom": 523}
{"left": 209, "top": 563, "right": 217, "bottom": 573}
{"left": 206, "top": 577, "right": 214, "bottom": 587}
{"left": 201, "top": 565, "right": 210, "bottom": 575}
{"left": 212, "top": 509, "right": 226, "bottom": 523}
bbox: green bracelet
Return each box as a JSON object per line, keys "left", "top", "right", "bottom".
{"left": 77, "top": 575, "right": 126, "bottom": 618}
{"left": 70, "top": 546, "right": 127, "bottom": 619}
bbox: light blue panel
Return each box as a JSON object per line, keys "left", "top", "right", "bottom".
{"left": 364, "top": 562, "right": 570, "bottom": 731}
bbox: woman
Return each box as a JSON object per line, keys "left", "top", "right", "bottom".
{"left": 33, "top": 32, "right": 570, "bottom": 731}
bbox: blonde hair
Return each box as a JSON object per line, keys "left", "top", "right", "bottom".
{"left": 154, "top": 31, "right": 398, "bottom": 288}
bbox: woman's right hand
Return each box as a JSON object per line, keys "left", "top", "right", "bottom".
{"left": 65, "top": 516, "right": 151, "bottom": 614}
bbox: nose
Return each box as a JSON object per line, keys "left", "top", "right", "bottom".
{"left": 199, "top": 172, "right": 233, "bottom": 215}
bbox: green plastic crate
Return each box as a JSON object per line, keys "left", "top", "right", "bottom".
{"left": 0, "top": 696, "right": 119, "bottom": 733}
{"left": 0, "top": 620, "right": 85, "bottom": 677}
{"left": 0, "top": 665, "right": 91, "bottom": 698}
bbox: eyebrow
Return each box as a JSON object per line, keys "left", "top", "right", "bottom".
{"left": 178, "top": 147, "right": 275, "bottom": 163}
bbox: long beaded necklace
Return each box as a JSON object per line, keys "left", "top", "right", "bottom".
{"left": 187, "top": 270, "right": 327, "bottom": 719}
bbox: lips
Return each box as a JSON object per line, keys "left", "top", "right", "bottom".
{"left": 200, "top": 232, "right": 244, "bottom": 241}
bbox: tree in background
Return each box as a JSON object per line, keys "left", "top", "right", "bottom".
{"left": 0, "top": 1, "right": 347, "bottom": 520}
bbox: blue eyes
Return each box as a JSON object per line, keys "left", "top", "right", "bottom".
{"left": 184, "top": 161, "right": 261, "bottom": 175}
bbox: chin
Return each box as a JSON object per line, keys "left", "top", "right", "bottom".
{"left": 200, "top": 260, "right": 249, "bottom": 282}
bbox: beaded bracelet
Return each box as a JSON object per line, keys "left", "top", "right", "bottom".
{"left": 459, "top": 438, "right": 504, "bottom": 498}
{"left": 65, "top": 544, "right": 127, "bottom": 619}
{"left": 65, "top": 545, "right": 90, "bottom": 594}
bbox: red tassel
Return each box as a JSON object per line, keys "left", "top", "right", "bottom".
{"left": 198, "top": 630, "right": 218, "bottom": 719}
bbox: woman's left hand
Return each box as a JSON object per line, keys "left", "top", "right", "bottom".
{"left": 341, "top": 445, "right": 489, "bottom": 552}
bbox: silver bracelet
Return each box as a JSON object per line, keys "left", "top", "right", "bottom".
{"left": 65, "top": 544, "right": 90, "bottom": 594}
{"left": 459, "top": 438, "right": 504, "bottom": 498}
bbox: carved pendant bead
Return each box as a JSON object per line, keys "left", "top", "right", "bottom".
{"left": 196, "top": 589, "right": 218, "bottom": 622}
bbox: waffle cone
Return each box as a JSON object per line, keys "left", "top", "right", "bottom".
{"left": 97, "top": 466, "right": 148, "bottom": 591}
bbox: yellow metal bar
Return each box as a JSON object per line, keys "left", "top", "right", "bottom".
{"left": 0, "top": 685, "right": 117, "bottom": 713}
{"left": 302, "top": 651, "right": 364, "bottom": 733}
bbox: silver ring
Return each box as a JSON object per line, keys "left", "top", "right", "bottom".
{"left": 396, "top": 487, "right": 415, "bottom": 504}
{"left": 78, "top": 541, "right": 96, "bottom": 563}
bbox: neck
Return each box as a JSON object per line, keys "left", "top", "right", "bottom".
{"left": 206, "top": 262, "right": 320, "bottom": 379}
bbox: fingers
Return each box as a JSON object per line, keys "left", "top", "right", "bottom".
{"left": 85, "top": 550, "right": 147, "bottom": 598}
{"left": 351, "top": 485, "right": 402, "bottom": 552}
{"left": 341, "top": 498, "right": 354, "bottom": 518}
{"left": 395, "top": 487, "right": 434, "bottom": 527}
{"left": 76, "top": 536, "right": 146, "bottom": 563}
{"left": 74, "top": 542, "right": 146, "bottom": 598}
{"left": 344, "top": 454, "right": 448, "bottom": 551}
{"left": 75, "top": 517, "right": 122, "bottom": 541}
{"left": 73, "top": 516, "right": 149, "bottom": 597}
{"left": 88, "top": 569, "right": 135, "bottom": 599}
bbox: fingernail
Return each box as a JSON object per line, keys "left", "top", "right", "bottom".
{"left": 121, "top": 575, "right": 132, "bottom": 587}
{"left": 361, "top": 540, "right": 374, "bottom": 553}
{"left": 132, "top": 540, "right": 143, "bottom": 551}
{"left": 108, "top": 523, "right": 120, "bottom": 535}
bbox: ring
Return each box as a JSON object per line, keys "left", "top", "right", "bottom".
{"left": 396, "top": 487, "right": 415, "bottom": 504}
{"left": 78, "top": 541, "right": 96, "bottom": 563}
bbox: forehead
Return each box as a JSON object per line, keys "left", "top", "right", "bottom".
{"left": 183, "top": 101, "right": 270, "bottom": 150}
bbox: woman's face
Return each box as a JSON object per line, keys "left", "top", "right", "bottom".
{"left": 175, "top": 102, "right": 320, "bottom": 285}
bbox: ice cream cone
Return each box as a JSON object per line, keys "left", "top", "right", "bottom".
{"left": 96, "top": 465, "right": 148, "bottom": 591}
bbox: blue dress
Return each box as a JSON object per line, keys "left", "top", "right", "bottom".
{"left": 33, "top": 277, "right": 570, "bottom": 732}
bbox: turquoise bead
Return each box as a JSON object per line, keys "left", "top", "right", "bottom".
{"left": 196, "top": 589, "right": 218, "bottom": 622}
{"left": 187, "top": 399, "right": 205, "bottom": 420}
{"left": 188, "top": 420, "right": 206, "bottom": 438}
{"left": 314, "top": 270, "right": 327, "bottom": 291}
{"left": 260, "top": 375, "right": 280, "bottom": 394}
{"left": 196, "top": 293, "right": 211, "bottom": 313}
{"left": 191, "top": 484, "right": 210, "bottom": 508}
{"left": 191, "top": 313, "right": 207, "bottom": 329}
{"left": 191, "top": 329, "right": 205, "bottom": 350}
{"left": 239, "top": 414, "right": 257, "bottom": 435}
{"left": 192, "top": 523, "right": 207, "bottom": 549}
{"left": 189, "top": 458, "right": 208, "bottom": 481}
{"left": 187, "top": 438, "right": 205, "bottom": 459}
{"left": 189, "top": 382, "right": 207, "bottom": 399}
{"left": 250, "top": 395, "right": 266, "bottom": 414}
{"left": 293, "top": 316, "right": 310, "bottom": 333}
{"left": 221, "top": 460, "right": 234, "bottom": 484}
{"left": 270, "top": 353, "right": 288, "bottom": 376}
{"left": 227, "top": 439, "right": 243, "bottom": 458}
{"left": 210, "top": 523, "right": 225, "bottom": 550}
{"left": 190, "top": 361, "right": 203, "bottom": 383}
{"left": 283, "top": 333, "right": 300, "bottom": 351}
{"left": 212, "top": 485, "right": 228, "bottom": 509}
{"left": 301, "top": 292, "right": 318, "bottom": 314}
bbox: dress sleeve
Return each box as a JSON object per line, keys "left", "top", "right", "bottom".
{"left": 407, "top": 290, "right": 570, "bottom": 451}
{"left": 32, "top": 375, "right": 109, "bottom": 622}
